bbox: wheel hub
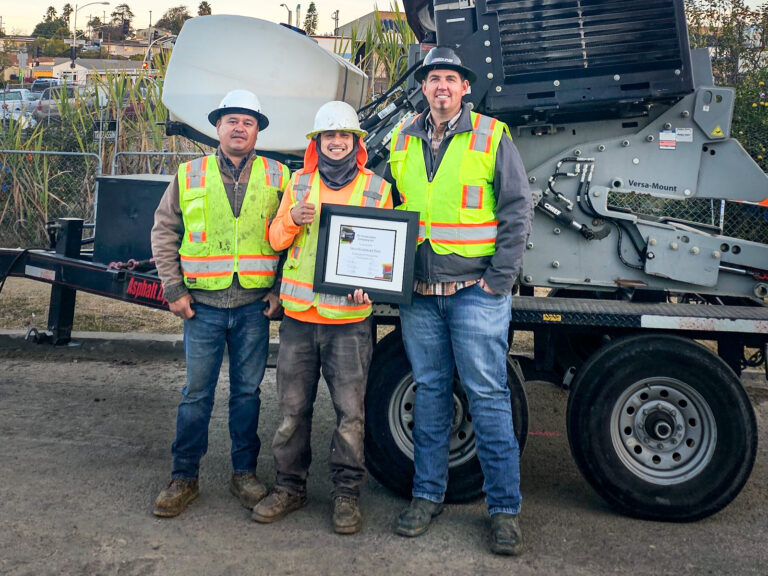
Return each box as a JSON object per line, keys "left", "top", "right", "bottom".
{"left": 639, "top": 402, "right": 683, "bottom": 446}
{"left": 611, "top": 377, "right": 717, "bottom": 485}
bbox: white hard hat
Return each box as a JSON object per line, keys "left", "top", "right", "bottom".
{"left": 208, "top": 89, "right": 269, "bottom": 131}
{"left": 306, "top": 101, "right": 366, "bottom": 139}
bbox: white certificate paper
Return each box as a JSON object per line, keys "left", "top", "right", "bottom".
{"left": 324, "top": 215, "right": 409, "bottom": 292}
{"left": 335, "top": 226, "right": 396, "bottom": 282}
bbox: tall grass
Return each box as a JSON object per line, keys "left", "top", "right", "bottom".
{"left": 2, "top": 8, "right": 419, "bottom": 246}
{"left": 335, "top": 3, "right": 416, "bottom": 97}
{"left": 0, "top": 53, "right": 208, "bottom": 247}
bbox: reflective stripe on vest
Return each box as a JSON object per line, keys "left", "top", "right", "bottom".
{"left": 469, "top": 114, "right": 497, "bottom": 153}
{"left": 430, "top": 221, "right": 498, "bottom": 245}
{"left": 186, "top": 156, "right": 208, "bottom": 189}
{"left": 393, "top": 132, "right": 409, "bottom": 152}
{"left": 280, "top": 277, "right": 315, "bottom": 306}
{"left": 180, "top": 254, "right": 234, "bottom": 278}
{"left": 293, "top": 172, "right": 314, "bottom": 202}
{"left": 188, "top": 231, "right": 207, "bottom": 243}
{"left": 362, "top": 173, "right": 389, "bottom": 207}
{"left": 391, "top": 115, "right": 419, "bottom": 152}
{"left": 239, "top": 254, "right": 281, "bottom": 276}
{"left": 262, "top": 157, "right": 285, "bottom": 189}
{"left": 462, "top": 185, "right": 483, "bottom": 209}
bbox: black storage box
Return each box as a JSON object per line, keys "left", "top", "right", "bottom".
{"left": 93, "top": 174, "right": 173, "bottom": 265}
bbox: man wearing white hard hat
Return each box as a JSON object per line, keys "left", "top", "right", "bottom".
{"left": 252, "top": 101, "right": 392, "bottom": 534}
{"left": 151, "top": 89, "right": 289, "bottom": 517}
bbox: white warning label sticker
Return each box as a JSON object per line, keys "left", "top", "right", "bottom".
{"left": 659, "top": 130, "right": 676, "bottom": 150}
{"left": 25, "top": 265, "right": 56, "bottom": 281}
{"left": 675, "top": 127, "right": 693, "bottom": 142}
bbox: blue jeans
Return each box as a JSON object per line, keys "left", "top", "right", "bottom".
{"left": 399, "top": 284, "right": 521, "bottom": 515}
{"left": 172, "top": 300, "right": 270, "bottom": 479}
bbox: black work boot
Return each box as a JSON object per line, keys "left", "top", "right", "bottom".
{"left": 229, "top": 472, "right": 268, "bottom": 510}
{"left": 153, "top": 478, "right": 199, "bottom": 518}
{"left": 395, "top": 497, "right": 444, "bottom": 537}
{"left": 333, "top": 495, "right": 362, "bottom": 534}
{"left": 490, "top": 513, "right": 523, "bottom": 556}
{"left": 251, "top": 487, "right": 308, "bottom": 523}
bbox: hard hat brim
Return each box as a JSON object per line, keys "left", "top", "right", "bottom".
{"left": 208, "top": 107, "right": 269, "bottom": 131}
{"left": 305, "top": 128, "right": 367, "bottom": 140}
{"left": 414, "top": 63, "right": 477, "bottom": 84}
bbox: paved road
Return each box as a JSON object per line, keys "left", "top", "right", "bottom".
{"left": 0, "top": 334, "right": 766, "bottom": 575}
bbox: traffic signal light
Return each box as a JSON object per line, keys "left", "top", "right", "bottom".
{"left": 36, "top": 46, "right": 42, "bottom": 58}
{"left": 122, "top": 19, "right": 129, "bottom": 35}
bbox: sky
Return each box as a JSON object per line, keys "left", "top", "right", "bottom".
{"left": 1, "top": 1, "right": 384, "bottom": 36}
{"left": 4, "top": 1, "right": 766, "bottom": 37}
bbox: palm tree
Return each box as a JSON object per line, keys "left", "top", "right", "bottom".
{"left": 111, "top": 3, "right": 135, "bottom": 26}
{"left": 198, "top": 1, "right": 212, "bottom": 16}
{"left": 62, "top": 4, "right": 74, "bottom": 25}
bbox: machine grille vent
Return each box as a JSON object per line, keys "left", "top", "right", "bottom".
{"left": 486, "top": 0, "right": 686, "bottom": 84}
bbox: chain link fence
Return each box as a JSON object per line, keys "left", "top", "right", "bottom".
{"left": 110, "top": 151, "right": 202, "bottom": 176}
{"left": 0, "top": 150, "right": 101, "bottom": 248}
{"left": 608, "top": 192, "right": 768, "bottom": 244}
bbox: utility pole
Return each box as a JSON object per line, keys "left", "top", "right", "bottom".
{"left": 331, "top": 10, "right": 339, "bottom": 35}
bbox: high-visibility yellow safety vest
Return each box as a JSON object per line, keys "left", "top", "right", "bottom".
{"left": 279, "top": 169, "right": 391, "bottom": 320}
{"left": 388, "top": 111, "right": 507, "bottom": 258}
{"left": 177, "top": 154, "right": 288, "bottom": 290}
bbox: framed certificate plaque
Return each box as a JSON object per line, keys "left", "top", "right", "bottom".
{"left": 313, "top": 205, "right": 419, "bottom": 305}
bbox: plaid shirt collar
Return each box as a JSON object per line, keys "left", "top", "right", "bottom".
{"left": 217, "top": 147, "right": 254, "bottom": 182}
{"left": 424, "top": 108, "right": 463, "bottom": 150}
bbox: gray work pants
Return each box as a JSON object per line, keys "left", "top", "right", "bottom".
{"left": 272, "top": 315, "right": 372, "bottom": 497}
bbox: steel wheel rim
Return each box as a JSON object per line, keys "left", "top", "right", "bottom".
{"left": 611, "top": 377, "right": 717, "bottom": 485}
{"left": 387, "top": 374, "right": 476, "bottom": 468}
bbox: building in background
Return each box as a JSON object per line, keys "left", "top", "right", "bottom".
{"left": 334, "top": 11, "right": 401, "bottom": 37}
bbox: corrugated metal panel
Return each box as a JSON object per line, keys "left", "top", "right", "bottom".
{"left": 487, "top": 0, "right": 685, "bottom": 84}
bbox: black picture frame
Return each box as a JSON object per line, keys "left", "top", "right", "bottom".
{"left": 313, "top": 204, "right": 419, "bottom": 305}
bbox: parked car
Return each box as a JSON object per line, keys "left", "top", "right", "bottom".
{"left": 33, "top": 85, "right": 82, "bottom": 122}
{"left": 0, "top": 108, "right": 38, "bottom": 129}
{"left": 30, "top": 78, "right": 62, "bottom": 95}
{"left": 1, "top": 89, "right": 35, "bottom": 113}
{"left": 0, "top": 89, "right": 38, "bottom": 128}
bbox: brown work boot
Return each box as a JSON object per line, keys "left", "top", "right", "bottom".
{"left": 332, "top": 495, "right": 362, "bottom": 534}
{"left": 490, "top": 513, "right": 523, "bottom": 556}
{"left": 251, "top": 487, "right": 307, "bottom": 523}
{"left": 229, "top": 472, "right": 268, "bottom": 510}
{"left": 153, "top": 478, "right": 199, "bottom": 518}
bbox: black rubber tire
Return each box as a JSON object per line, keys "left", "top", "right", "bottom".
{"left": 365, "top": 331, "right": 529, "bottom": 503}
{"left": 566, "top": 334, "right": 757, "bottom": 521}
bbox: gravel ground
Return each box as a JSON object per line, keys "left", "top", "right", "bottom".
{"left": 0, "top": 337, "right": 766, "bottom": 576}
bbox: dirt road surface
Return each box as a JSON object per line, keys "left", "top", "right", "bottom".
{"left": 0, "top": 335, "right": 766, "bottom": 576}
